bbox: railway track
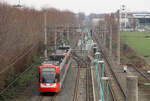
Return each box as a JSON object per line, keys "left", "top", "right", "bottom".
{"left": 73, "top": 67, "right": 80, "bottom": 101}
{"left": 93, "top": 33, "right": 126, "bottom": 101}
{"left": 108, "top": 81, "right": 117, "bottom": 101}
{"left": 129, "top": 64, "right": 150, "bottom": 81}
{"left": 86, "top": 68, "right": 93, "bottom": 101}
{"left": 103, "top": 53, "right": 126, "bottom": 100}
{"left": 127, "top": 64, "right": 150, "bottom": 101}
{"left": 73, "top": 68, "right": 87, "bottom": 101}
{"left": 38, "top": 94, "right": 56, "bottom": 101}
{"left": 73, "top": 68, "right": 93, "bottom": 101}
{"left": 72, "top": 50, "right": 93, "bottom": 101}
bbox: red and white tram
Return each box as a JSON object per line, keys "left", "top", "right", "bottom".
{"left": 39, "top": 47, "right": 71, "bottom": 93}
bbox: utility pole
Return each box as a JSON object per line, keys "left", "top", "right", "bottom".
{"left": 55, "top": 25, "right": 57, "bottom": 50}
{"left": 61, "top": 31, "right": 64, "bottom": 46}
{"left": 98, "top": 25, "right": 102, "bottom": 44}
{"left": 44, "top": 12, "right": 48, "bottom": 60}
{"left": 103, "top": 24, "right": 106, "bottom": 49}
{"left": 67, "top": 24, "right": 70, "bottom": 42}
{"left": 117, "top": 10, "right": 120, "bottom": 66}
{"left": 109, "top": 14, "right": 113, "bottom": 57}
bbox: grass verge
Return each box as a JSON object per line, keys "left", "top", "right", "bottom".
{"left": 121, "top": 31, "right": 150, "bottom": 62}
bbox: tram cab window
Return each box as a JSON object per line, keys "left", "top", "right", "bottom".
{"left": 42, "top": 68, "right": 56, "bottom": 83}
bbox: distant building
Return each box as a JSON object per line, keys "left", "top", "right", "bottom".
{"left": 132, "top": 12, "right": 150, "bottom": 27}
{"left": 119, "top": 11, "right": 150, "bottom": 31}
{"left": 92, "top": 18, "right": 104, "bottom": 26}
{"left": 89, "top": 13, "right": 105, "bottom": 26}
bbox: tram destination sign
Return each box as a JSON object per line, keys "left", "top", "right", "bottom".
{"left": 42, "top": 68, "right": 55, "bottom": 72}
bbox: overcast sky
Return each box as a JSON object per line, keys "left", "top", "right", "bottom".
{"left": 1, "top": 0, "right": 150, "bottom": 14}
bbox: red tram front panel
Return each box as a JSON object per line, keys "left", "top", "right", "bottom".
{"left": 39, "top": 65, "right": 60, "bottom": 93}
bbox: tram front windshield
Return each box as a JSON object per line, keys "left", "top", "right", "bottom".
{"left": 42, "top": 68, "right": 56, "bottom": 83}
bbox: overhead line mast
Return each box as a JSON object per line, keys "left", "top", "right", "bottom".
{"left": 44, "top": 12, "right": 48, "bottom": 61}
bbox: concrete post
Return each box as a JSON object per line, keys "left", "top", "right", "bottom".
{"left": 102, "top": 32, "right": 104, "bottom": 49}
{"left": 109, "top": 15, "right": 112, "bottom": 57}
{"left": 117, "top": 10, "right": 120, "bottom": 66}
{"left": 67, "top": 24, "right": 69, "bottom": 42}
{"left": 44, "top": 12, "right": 48, "bottom": 60}
{"left": 103, "top": 24, "right": 106, "bottom": 50}
{"left": 126, "top": 76, "right": 138, "bottom": 101}
{"left": 55, "top": 26, "right": 57, "bottom": 50}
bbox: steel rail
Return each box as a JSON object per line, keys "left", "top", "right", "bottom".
{"left": 93, "top": 33, "right": 126, "bottom": 100}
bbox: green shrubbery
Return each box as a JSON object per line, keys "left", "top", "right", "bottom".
{"left": 0, "top": 56, "right": 43, "bottom": 101}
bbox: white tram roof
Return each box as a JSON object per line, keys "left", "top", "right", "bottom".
{"left": 42, "top": 54, "right": 65, "bottom": 66}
